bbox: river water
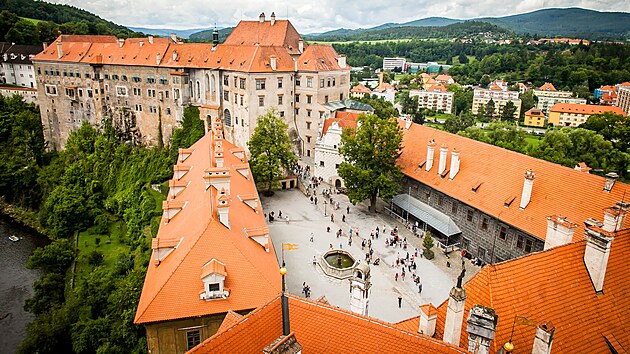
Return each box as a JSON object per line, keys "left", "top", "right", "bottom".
{"left": 0, "top": 215, "right": 49, "bottom": 354}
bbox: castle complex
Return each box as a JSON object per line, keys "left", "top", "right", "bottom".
{"left": 32, "top": 13, "right": 350, "bottom": 166}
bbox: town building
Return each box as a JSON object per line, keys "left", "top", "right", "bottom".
{"left": 134, "top": 123, "right": 281, "bottom": 353}
{"left": 523, "top": 107, "right": 546, "bottom": 127}
{"left": 435, "top": 74, "right": 454, "bottom": 86}
{"left": 548, "top": 103, "right": 626, "bottom": 127}
{"left": 397, "top": 206, "right": 629, "bottom": 353}
{"left": 533, "top": 82, "right": 586, "bottom": 115}
{"left": 382, "top": 57, "right": 406, "bottom": 71}
{"left": 0, "top": 42, "right": 41, "bottom": 88}
{"left": 410, "top": 85, "right": 454, "bottom": 114}
{"left": 313, "top": 111, "right": 359, "bottom": 188}
{"left": 394, "top": 121, "right": 630, "bottom": 264}
{"left": 539, "top": 37, "right": 590, "bottom": 45}
{"left": 32, "top": 13, "right": 350, "bottom": 165}
{"left": 0, "top": 86, "right": 38, "bottom": 104}
{"left": 471, "top": 85, "right": 521, "bottom": 120}
{"left": 350, "top": 83, "right": 371, "bottom": 99}
{"left": 617, "top": 85, "right": 630, "bottom": 116}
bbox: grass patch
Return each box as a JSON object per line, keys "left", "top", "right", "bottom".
{"left": 20, "top": 16, "right": 42, "bottom": 24}
{"left": 76, "top": 216, "right": 128, "bottom": 275}
{"left": 524, "top": 135, "right": 541, "bottom": 148}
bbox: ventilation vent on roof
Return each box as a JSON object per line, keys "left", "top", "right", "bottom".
{"left": 230, "top": 59, "right": 234, "bottom": 64}
{"left": 440, "top": 169, "right": 450, "bottom": 179}
{"left": 243, "top": 226, "right": 270, "bottom": 251}
{"left": 417, "top": 160, "right": 426, "bottom": 171}
{"left": 472, "top": 181, "right": 483, "bottom": 192}
{"left": 504, "top": 196, "right": 516, "bottom": 208}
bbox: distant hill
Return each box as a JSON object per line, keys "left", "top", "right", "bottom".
{"left": 305, "top": 21, "right": 512, "bottom": 42}
{"left": 188, "top": 27, "right": 234, "bottom": 43}
{"left": 305, "top": 8, "right": 629, "bottom": 41}
{"left": 476, "top": 8, "right": 630, "bottom": 39}
{"left": 128, "top": 26, "right": 213, "bottom": 39}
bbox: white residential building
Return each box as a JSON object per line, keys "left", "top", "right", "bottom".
{"left": 382, "top": 57, "right": 406, "bottom": 71}
{"left": 410, "top": 86, "right": 454, "bottom": 114}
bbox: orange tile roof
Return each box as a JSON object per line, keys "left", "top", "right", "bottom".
{"left": 397, "top": 122, "right": 630, "bottom": 243}
{"left": 425, "top": 84, "right": 447, "bottom": 92}
{"left": 599, "top": 85, "right": 617, "bottom": 92}
{"left": 549, "top": 103, "right": 626, "bottom": 116}
{"left": 190, "top": 295, "right": 469, "bottom": 353}
{"left": 433, "top": 228, "right": 630, "bottom": 353}
{"left": 524, "top": 108, "right": 544, "bottom": 117}
{"left": 538, "top": 82, "right": 556, "bottom": 91}
{"left": 134, "top": 132, "right": 281, "bottom": 325}
{"left": 435, "top": 74, "right": 453, "bottom": 82}
{"left": 215, "top": 310, "right": 244, "bottom": 335}
{"left": 351, "top": 84, "right": 372, "bottom": 93}
{"left": 34, "top": 21, "right": 344, "bottom": 74}
{"left": 618, "top": 82, "right": 630, "bottom": 87}
{"left": 322, "top": 111, "right": 360, "bottom": 135}
{"left": 375, "top": 82, "right": 396, "bottom": 92}
{"left": 223, "top": 19, "right": 303, "bottom": 54}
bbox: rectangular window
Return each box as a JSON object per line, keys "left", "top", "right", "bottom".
{"left": 517, "top": 235, "right": 524, "bottom": 249}
{"left": 132, "top": 75, "right": 141, "bottom": 83}
{"left": 499, "top": 226, "right": 507, "bottom": 240}
{"left": 256, "top": 79, "right": 265, "bottom": 90}
{"left": 240, "top": 95, "right": 243, "bottom": 106}
{"left": 278, "top": 95, "right": 283, "bottom": 105}
{"left": 104, "top": 71, "right": 109, "bottom": 79}
{"left": 159, "top": 76, "right": 168, "bottom": 85}
{"left": 234, "top": 93, "right": 238, "bottom": 102}
{"left": 319, "top": 161, "right": 324, "bottom": 167}
{"left": 306, "top": 136, "right": 311, "bottom": 143}
{"left": 146, "top": 75, "right": 155, "bottom": 84}
{"left": 223, "top": 75, "right": 229, "bottom": 86}
{"left": 277, "top": 78, "right": 283, "bottom": 88}
{"left": 87, "top": 89, "right": 93, "bottom": 98}
{"left": 307, "top": 110, "right": 311, "bottom": 117}
{"left": 481, "top": 217, "right": 488, "bottom": 231}
{"left": 65, "top": 88, "right": 75, "bottom": 97}
{"left": 295, "top": 94, "right": 300, "bottom": 103}
{"left": 166, "top": 107, "right": 171, "bottom": 115}
{"left": 320, "top": 78, "right": 325, "bottom": 88}
{"left": 525, "top": 239, "right": 533, "bottom": 253}
{"left": 187, "top": 330, "right": 201, "bottom": 350}
{"left": 239, "top": 78, "right": 246, "bottom": 89}
{"left": 116, "top": 86, "right": 128, "bottom": 97}
{"left": 165, "top": 90, "right": 169, "bottom": 99}
{"left": 224, "top": 91, "right": 229, "bottom": 101}
{"left": 307, "top": 77, "right": 313, "bottom": 88}
{"left": 462, "top": 237, "right": 470, "bottom": 250}
{"left": 307, "top": 95, "right": 312, "bottom": 104}
{"left": 296, "top": 76, "right": 301, "bottom": 86}
{"left": 307, "top": 149, "right": 311, "bottom": 157}
{"left": 478, "top": 247, "right": 486, "bottom": 261}
{"left": 438, "top": 196, "right": 443, "bottom": 206}
{"left": 280, "top": 111, "right": 285, "bottom": 117}
{"left": 451, "top": 202, "right": 458, "bottom": 214}
{"left": 258, "top": 96, "right": 264, "bottom": 107}
{"left": 306, "top": 121, "right": 311, "bottom": 130}
{"left": 234, "top": 77, "right": 237, "bottom": 87}
{"left": 340, "top": 93, "right": 344, "bottom": 100}
{"left": 295, "top": 108, "right": 299, "bottom": 115}
{"left": 45, "top": 84, "right": 58, "bottom": 96}
{"left": 467, "top": 210, "right": 474, "bottom": 222}
{"left": 324, "top": 95, "right": 328, "bottom": 103}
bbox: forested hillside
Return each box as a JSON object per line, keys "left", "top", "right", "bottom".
{"left": 0, "top": 0, "right": 143, "bottom": 45}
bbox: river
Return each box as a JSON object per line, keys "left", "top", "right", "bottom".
{"left": 0, "top": 215, "right": 49, "bottom": 354}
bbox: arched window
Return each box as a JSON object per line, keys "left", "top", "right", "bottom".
{"left": 211, "top": 75, "right": 217, "bottom": 100}
{"left": 223, "top": 109, "right": 231, "bottom": 127}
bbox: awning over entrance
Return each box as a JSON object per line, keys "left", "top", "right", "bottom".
{"left": 392, "top": 194, "right": 461, "bottom": 237}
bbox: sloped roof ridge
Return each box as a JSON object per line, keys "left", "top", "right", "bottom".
{"left": 135, "top": 218, "right": 213, "bottom": 323}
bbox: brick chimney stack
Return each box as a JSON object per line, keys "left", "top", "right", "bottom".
{"left": 418, "top": 304, "right": 438, "bottom": 336}
{"left": 519, "top": 169, "right": 536, "bottom": 209}
{"left": 438, "top": 144, "right": 448, "bottom": 175}
{"left": 544, "top": 215, "right": 578, "bottom": 250}
{"left": 603, "top": 172, "right": 618, "bottom": 192}
{"left": 465, "top": 305, "right": 498, "bottom": 354}
{"left": 449, "top": 148, "right": 460, "bottom": 180}
{"left": 583, "top": 226, "right": 614, "bottom": 294}
{"left": 602, "top": 201, "right": 629, "bottom": 232}
{"left": 531, "top": 322, "right": 556, "bottom": 354}
{"left": 425, "top": 140, "right": 436, "bottom": 172}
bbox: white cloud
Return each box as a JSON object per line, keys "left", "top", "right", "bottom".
{"left": 46, "top": 0, "right": 628, "bottom": 33}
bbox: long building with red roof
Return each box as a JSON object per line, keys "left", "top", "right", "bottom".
{"left": 33, "top": 13, "right": 350, "bottom": 169}
{"left": 134, "top": 118, "right": 280, "bottom": 353}
{"left": 395, "top": 120, "right": 630, "bottom": 263}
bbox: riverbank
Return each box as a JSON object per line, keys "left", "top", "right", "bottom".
{"left": 0, "top": 198, "right": 47, "bottom": 237}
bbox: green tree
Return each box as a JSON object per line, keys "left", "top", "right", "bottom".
{"left": 500, "top": 101, "right": 517, "bottom": 122}
{"left": 484, "top": 99, "right": 496, "bottom": 121}
{"left": 248, "top": 109, "right": 297, "bottom": 195}
{"left": 444, "top": 112, "right": 475, "bottom": 134}
{"left": 24, "top": 273, "right": 66, "bottom": 315}
{"left": 485, "top": 121, "right": 528, "bottom": 152}
{"left": 458, "top": 53, "right": 469, "bottom": 64}
{"left": 423, "top": 231, "right": 435, "bottom": 260}
{"left": 27, "top": 238, "right": 74, "bottom": 273}
{"left": 337, "top": 113, "right": 403, "bottom": 212}
{"left": 448, "top": 85, "right": 473, "bottom": 115}
{"left": 357, "top": 95, "right": 398, "bottom": 118}
{"left": 582, "top": 112, "right": 630, "bottom": 152}
{"left": 519, "top": 89, "right": 537, "bottom": 121}
{"left": 170, "top": 105, "right": 205, "bottom": 160}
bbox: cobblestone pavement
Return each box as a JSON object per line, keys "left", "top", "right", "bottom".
{"left": 262, "top": 187, "right": 480, "bottom": 324}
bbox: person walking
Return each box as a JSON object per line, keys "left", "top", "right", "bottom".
{"left": 331, "top": 214, "right": 334, "bottom": 222}
{"left": 418, "top": 281, "right": 423, "bottom": 294}
{"left": 314, "top": 196, "right": 318, "bottom": 205}
{"left": 446, "top": 257, "right": 451, "bottom": 268}
{"left": 310, "top": 232, "right": 314, "bottom": 242}
{"left": 398, "top": 295, "right": 403, "bottom": 308}
{"left": 342, "top": 214, "right": 346, "bottom": 222}
{"left": 395, "top": 273, "right": 399, "bottom": 281}
{"left": 347, "top": 205, "right": 350, "bottom": 214}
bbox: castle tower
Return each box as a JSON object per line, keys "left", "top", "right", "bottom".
{"left": 349, "top": 262, "right": 371, "bottom": 316}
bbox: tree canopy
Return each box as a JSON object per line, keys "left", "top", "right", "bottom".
{"left": 247, "top": 110, "right": 297, "bottom": 195}
{"left": 337, "top": 113, "right": 403, "bottom": 212}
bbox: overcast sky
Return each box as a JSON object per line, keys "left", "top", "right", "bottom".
{"left": 47, "top": 0, "right": 628, "bottom": 33}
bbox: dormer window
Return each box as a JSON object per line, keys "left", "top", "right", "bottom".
{"left": 200, "top": 259, "right": 229, "bottom": 300}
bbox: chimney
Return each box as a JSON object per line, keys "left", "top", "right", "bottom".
{"left": 603, "top": 201, "right": 629, "bottom": 232}
{"left": 170, "top": 33, "right": 177, "bottom": 43}
{"left": 583, "top": 227, "right": 614, "bottom": 293}
{"left": 603, "top": 172, "right": 618, "bottom": 192}
{"left": 425, "top": 140, "right": 436, "bottom": 172}
{"left": 438, "top": 144, "right": 448, "bottom": 175}
{"left": 337, "top": 55, "right": 346, "bottom": 68}
{"left": 293, "top": 57, "right": 298, "bottom": 72}
{"left": 544, "top": 215, "right": 578, "bottom": 250}
{"left": 212, "top": 29, "right": 219, "bottom": 47}
{"left": 270, "top": 12, "right": 276, "bottom": 25}
{"left": 418, "top": 304, "right": 438, "bottom": 337}
{"left": 215, "top": 150, "right": 224, "bottom": 168}
{"left": 262, "top": 333, "right": 303, "bottom": 354}
{"left": 531, "top": 322, "right": 556, "bottom": 354}
{"left": 270, "top": 55, "right": 277, "bottom": 71}
{"left": 443, "top": 280, "right": 466, "bottom": 346}
{"left": 465, "top": 305, "right": 498, "bottom": 354}
{"left": 172, "top": 50, "right": 178, "bottom": 61}
{"left": 217, "top": 191, "right": 230, "bottom": 228}
{"left": 156, "top": 53, "right": 162, "bottom": 65}
{"left": 56, "top": 40, "right": 63, "bottom": 59}
{"left": 42, "top": 42, "right": 48, "bottom": 51}
{"left": 519, "top": 169, "right": 536, "bottom": 210}
{"left": 139, "top": 41, "right": 144, "bottom": 47}
{"left": 449, "top": 148, "right": 460, "bottom": 180}
{"left": 259, "top": 12, "right": 265, "bottom": 23}
{"left": 298, "top": 39, "right": 304, "bottom": 53}
{"left": 148, "top": 35, "right": 154, "bottom": 44}
{"left": 118, "top": 38, "right": 124, "bottom": 48}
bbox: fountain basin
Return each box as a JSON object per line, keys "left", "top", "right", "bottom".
{"left": 319, "top": 250, "right": 358, "bottom": 279}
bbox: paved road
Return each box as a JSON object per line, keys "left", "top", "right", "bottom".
{"left": 262, "top": 188, "right": 479, "bottom": 324}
